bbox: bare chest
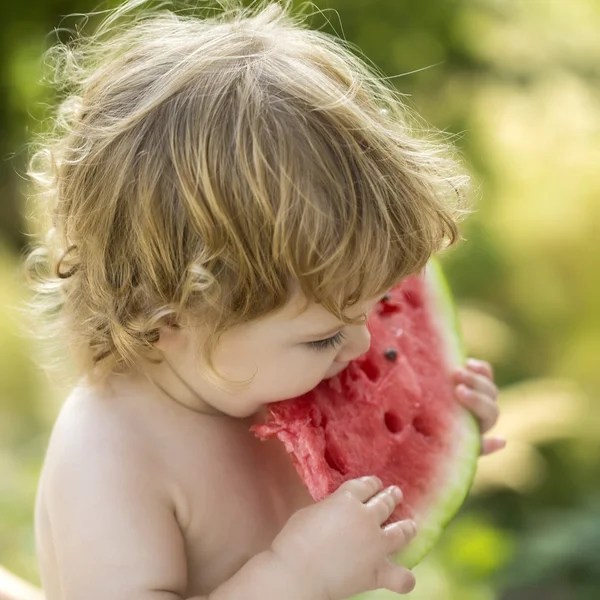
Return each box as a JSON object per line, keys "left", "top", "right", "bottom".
{"left": 175, "top": 424, "right": 314, "bottom": 597}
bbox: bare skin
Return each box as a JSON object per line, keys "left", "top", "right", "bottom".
{"left": 34, "top": 285, "right": 502, "bottom": 600}
{"left": 0, "top": 567, "right": 43, "bottom": 600}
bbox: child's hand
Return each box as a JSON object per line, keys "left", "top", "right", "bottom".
{"left": 270, "top": 476, "right": 417, "bottom": 600}
{"left": 451, "top": 357, "right": 505, "bottom": 457}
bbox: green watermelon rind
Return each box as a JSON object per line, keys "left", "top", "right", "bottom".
{"left": 394, "top": 258, "right": 481, "bottom": 569}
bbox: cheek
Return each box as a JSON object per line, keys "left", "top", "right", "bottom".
{"left": 259, "top": 349, "right": 335, "bottom": 401}
{"left": 294, "top": 347, "right": 335, "bottom": 375}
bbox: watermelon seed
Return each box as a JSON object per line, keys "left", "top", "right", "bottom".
{"left": 384, "top": 411, "right": 403, "bottom": 434}
{"left": 384, "top": 348, "right": 398, "bottom": 361}
{"left": 382, "top": 292, "right": 392, "bottom": 301}
{"left": 412, "top": 416, "right": 433, "bottom": 437}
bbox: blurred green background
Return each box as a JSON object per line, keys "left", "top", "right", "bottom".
{"left": 1, "top": 1, "right": 599, "bottom": 599}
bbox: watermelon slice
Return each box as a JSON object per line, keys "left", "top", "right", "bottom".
{"left": 251, "top": 259, "right": 481, "bottom": 569}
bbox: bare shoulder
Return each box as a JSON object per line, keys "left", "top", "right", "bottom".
{"left": 40, "top": 381, "right": 160, "bottom": 489}
{"left": 38, "top": 374, "right": 232, "bottom": 526}
{"left": 35, "top": 379, "right": 195, "bottom": 599}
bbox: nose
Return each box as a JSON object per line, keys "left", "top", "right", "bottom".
{"left": 335, "top": 323, "right": 371, "bottom": 363}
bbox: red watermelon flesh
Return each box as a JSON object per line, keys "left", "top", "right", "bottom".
{"left": 251, "top": 260, "right": 481, "bottom": 567}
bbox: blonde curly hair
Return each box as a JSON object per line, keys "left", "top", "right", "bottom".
{"left": 23, "top": 0, "right": 471, "bottom": 391}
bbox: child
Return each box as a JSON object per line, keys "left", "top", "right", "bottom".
{"left": 23, "top": 1, "right": 504, "bottom": 599}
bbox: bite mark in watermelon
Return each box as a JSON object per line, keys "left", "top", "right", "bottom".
{"left": 251, "top": 259, "right": 481, "bottom": 568}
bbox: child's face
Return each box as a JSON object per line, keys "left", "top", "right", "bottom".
{"left": 146, "top": 284, "right": 383, "bottom": 418}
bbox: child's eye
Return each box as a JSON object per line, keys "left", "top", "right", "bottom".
{"left": 307, "top": 331, "right": 346, "bottom": 352}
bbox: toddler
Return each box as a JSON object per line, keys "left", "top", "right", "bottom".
{"left": 23, "top": 1, "right": 504, "bottom": 599}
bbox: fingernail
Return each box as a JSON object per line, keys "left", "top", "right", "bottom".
{"left": 362, "top": 475, "right": 381, "bottom": 487}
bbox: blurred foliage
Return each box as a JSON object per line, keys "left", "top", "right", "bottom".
{"left": 1, "top": 0, "right": 599, "bottom": 598}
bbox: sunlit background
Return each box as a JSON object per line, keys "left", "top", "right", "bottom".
{"left": 1, "top": 1, "right": 599, "bottom": 599}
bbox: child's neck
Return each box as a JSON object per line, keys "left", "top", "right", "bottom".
{"left": 122, "top": 360, "right": 225, "bottom": 417}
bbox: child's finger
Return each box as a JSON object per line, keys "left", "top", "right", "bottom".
{"left": 365, "top": 486, "right": 403, "bottom": 525}
{"left": 337, "top": 476, "right": 383, "bottom": 503}
{"left": 375, "top": 559, "right": 416, "bottom": 595}
{"left": 466, "top": 358, "right": 494, "bottom": 380}
{"left": 452, "top": 369, "right": 498, "bottom": 400}
{"left": 480, "top": 437, "right": 506, "bottom": 456}
{"left": 382, "top": 519, "right": 417, "bottom": 556}
{"left": 456, "top": 385, "right": 499, "bottom": 433}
